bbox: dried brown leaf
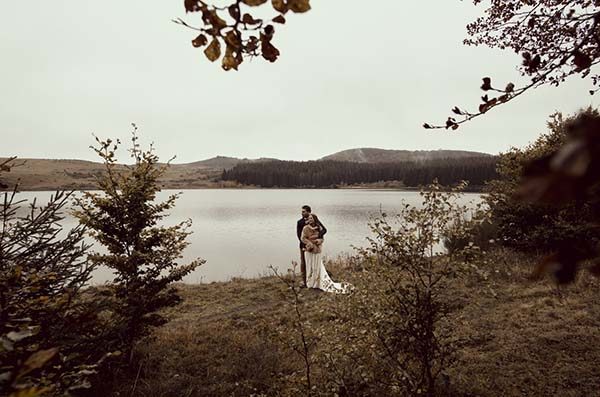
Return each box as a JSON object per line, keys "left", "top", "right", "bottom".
{"left": 192, "top": 34, "right": 208, "bottom": 48}
{"left": 242, "top": 0, "right": 268, "bottom": 5}
{"left": 288, "top": 0, "right": 310, "bottom": 13}
{"left": 18, "top": 348, "right": 59, "bottom": 378}
{"left": 204, "top": 38, "right": 221, "bottom": 62}
{"left": 260, "top": 34, "right": 280, "bottom": 62}
{"left": 481, "top": 77, "right": 492, "bottom": 91}
{"left": 242, "top": 13, "right": 261, "bottom": 24}
{"left": 272, "top": 0, "right": 288, "bottom": 13}
{"left": 273, "top": 14, "right": 286, "bottom": 24}
{"left": 222, "top": 45, "right": 241, "bottom": 71}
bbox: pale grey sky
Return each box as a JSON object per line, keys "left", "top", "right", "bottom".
{"left": 0, "top": 1, "right": 596, "bottom": 163}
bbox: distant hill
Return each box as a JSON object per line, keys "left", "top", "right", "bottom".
{"left": 0, "top": 158, "right": 226, "bottom": 191}
{"left": 184, "top": 149, "right": 493, "bottom": 170}
{"left": 320, "top": 148, "right": 492, "bottom": 163}
{"left": 186, "top": 156, "right": 277, "bottom": 170}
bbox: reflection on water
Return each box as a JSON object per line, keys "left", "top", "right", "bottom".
{"left": 12, "top": 189, "right": 483, "bottom": 283}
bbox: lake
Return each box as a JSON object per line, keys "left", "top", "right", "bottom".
{"left": 12, "top": 189, "right": 483, "bottom": 283}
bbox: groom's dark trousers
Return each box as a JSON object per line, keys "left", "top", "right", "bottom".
{"left": 297, "top": 218, "right": 308, "bottom": 284}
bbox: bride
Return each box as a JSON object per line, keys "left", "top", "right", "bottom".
{"left": 301, "top": 214, "right": 351, "bottom": 293}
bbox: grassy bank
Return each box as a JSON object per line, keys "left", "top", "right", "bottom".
{"left": 104, "top": 249, "right": 600, "bottom": 397}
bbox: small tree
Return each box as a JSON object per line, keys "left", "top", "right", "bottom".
{"left": 0, "top": 186, "right": 109, "bottom": 396}
{"left": 74, "top": 125, "right": 204, "bottom": 353}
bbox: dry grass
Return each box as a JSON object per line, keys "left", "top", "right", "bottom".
{"left": 105, "top": 250, "right": 600, "bottom": 396}
{"left": 447, "top": 250, "right": 600, "bottom": 396}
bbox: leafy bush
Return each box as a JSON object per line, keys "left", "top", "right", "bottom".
{"left": 443, "top": 203, "right": 497, "bottom": 259}
{"left": 355, "top": 182, "right": 469, "bottom": 395}
{"left": 485, "top": 109, "right": 600, "bottom": 252}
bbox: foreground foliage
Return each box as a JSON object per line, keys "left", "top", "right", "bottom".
{"left": 485, "top": 108, "right": 600, "bottom": 282}
{"left": 328, "top": 182, "right": 470, "bottom": 396}
{"left": 1, "top": 130, "right": 204, "bottom": 396}
{"left": 0, "top": 187, "right": 110, "bottom": 396}
{"left": 177, "top": 0, "right": 311, "bottom": 70}
{"left": 428, "top": 0, "right": 600, "bottom": 128}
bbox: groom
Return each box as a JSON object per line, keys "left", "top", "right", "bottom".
{"left": 296, "top": 205, "right": 326, "bottom": 287}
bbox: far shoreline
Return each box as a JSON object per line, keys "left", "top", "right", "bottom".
{"left": 5, "top": 185, "right": 487, "bottom": 193}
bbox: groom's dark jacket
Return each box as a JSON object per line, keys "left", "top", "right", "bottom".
{"left": 297, "top": 217, "right": 327, "bottom": 248}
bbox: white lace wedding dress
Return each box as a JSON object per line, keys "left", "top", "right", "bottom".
{"left": 305, "top": 249, "right": 351, "bottom": 293}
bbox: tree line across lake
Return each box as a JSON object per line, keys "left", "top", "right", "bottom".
{"left": 221, "top": 157, "right": 498, "bottom": 188}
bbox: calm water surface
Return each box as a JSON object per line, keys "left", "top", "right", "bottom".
{"left": 14, "top": 189, "right": 483, "bottom": 283}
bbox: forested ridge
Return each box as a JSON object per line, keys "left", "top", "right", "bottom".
{"left": 221, "top": 157, "right": 498, "bottom": 188}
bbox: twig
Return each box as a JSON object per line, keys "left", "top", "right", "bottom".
{"left": 130, "top": 361, "right": 143, "bottom": 397}
{"left": 270, "top": 264, "right": 313, "bottom": 396}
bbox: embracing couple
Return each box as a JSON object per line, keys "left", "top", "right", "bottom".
{"left": 296, "top": 205, "right": 350, "bottom": 293}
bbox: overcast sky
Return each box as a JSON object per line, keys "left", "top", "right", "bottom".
{"left": 1, "top": 1, "right": 596, "bottom": 163}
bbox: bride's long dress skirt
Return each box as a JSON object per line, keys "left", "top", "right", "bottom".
{"left": 305, "top": 250, "right": 351, "bottom": 293}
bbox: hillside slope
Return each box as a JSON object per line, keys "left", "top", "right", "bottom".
{"left": 0, "top": 158, "right": 227, "bottom": 191}
{"left": 185, "top": 156, "right": 277, "bottom": 170}
{"left": 321, "top": 148, "right": 492, "bottom": 163}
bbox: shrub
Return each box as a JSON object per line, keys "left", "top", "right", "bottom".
{"left": 356, "top": 182, "right": 469, "bottom": 395}
{"left": 443, "top": 203, "right": 497, "bottom": 258}
{"left": 485, "top": 109, "right": 600, "bottom": 252}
